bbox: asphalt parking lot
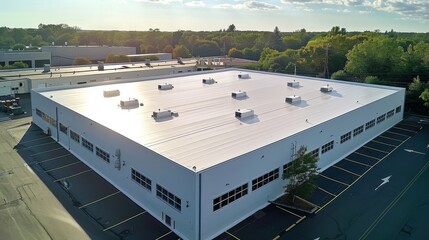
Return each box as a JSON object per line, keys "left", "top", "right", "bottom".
{"left": 15, "top": 123, "right": 180, "bottom": 240}
{"left": 216, "top": 116, "right": 428, "bottom": 240}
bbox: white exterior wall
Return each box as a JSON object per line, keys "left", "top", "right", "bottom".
{"left": 200, "top": 89, "right": 405, "bottom": 240}
{"left": 31, "top": 82, "right": 405, "bottom": 240}
{"left": 31, "top": 91, "right": 198, "bottom": 240}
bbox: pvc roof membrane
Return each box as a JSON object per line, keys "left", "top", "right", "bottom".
{"left": 36, "top": 69, "right": 402, "bottom": 172}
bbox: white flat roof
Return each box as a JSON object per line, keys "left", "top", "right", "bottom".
{"left": 36, "top": 69, "right": 402, "bottom": 172}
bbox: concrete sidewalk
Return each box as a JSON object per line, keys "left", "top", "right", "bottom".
{"left": 0, "top": 117, "right": 90, "bottom": 240}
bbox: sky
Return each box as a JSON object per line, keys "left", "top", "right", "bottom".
{"left": 2, "top": 0, "right": 428, "bottom": 32}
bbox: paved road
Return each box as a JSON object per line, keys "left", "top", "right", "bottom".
{"left": 282, "top": 116, "right": 429, "bottom": 240}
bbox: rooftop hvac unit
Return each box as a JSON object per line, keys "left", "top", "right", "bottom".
{"left": 158, "top": 83, "right": 174, "bottom": 90}
{"left": 152, "top": 109, "right": 178, "bottom": 119}
{"left": 119, "top": 99, "right": 139, "bottom": 109}
{"left": 145, "top": 59, "right": 151, "bottom": 66}
{"left": 177, "top": 57, "right": 183, "bottom": 64}
{"left": 320, "top": 85, "right": 333, "bottom": 92}
{"left": 287, "top": 81, "right": 299, "bottom": 87}
{"left": 98, "top": 61, "right": 104, "bottom": 71}
{"left": 238, "top": 73, "right": 250, "bottom": 79}
{"left": 285, "top": 95, "right": 301, "bottom": 104}
{"left": 202, "top": 78, "right": 215, "bottom": 84}
{"left": 43, "top": 64, "right": 51, "bottom": 73}
{"left": 235, "top": 109, "right": 254, "bottom": 119}
{"left": 231, "top": 91, "right": 247, "bottom": 99}
{"left": 103, "top": 89, "right": 120, "bottom": 98}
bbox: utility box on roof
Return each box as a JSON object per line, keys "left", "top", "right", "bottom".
{"left": 158, "top": 83, "right": 174, "bottom": 90}
{"left": 285, "top": 95, "right": 301, "bottom": 104}
{"left": 287, "top": 81, "right": 299, "bottom": 87}
{"left": 119, "top": 99, "right": 139, "bottom": 109}
{"left": 321, "top": 85, "right": 333, "bottom": 92}
{"left": 235, "top": 109, "right": 254, "bottom": 119}
{"left": 231, "top": 91, "right": 247, "bottom": 99}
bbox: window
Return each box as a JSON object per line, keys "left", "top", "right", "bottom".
{"left": 131, "top": 168, "right": 151, "bottom": 191}
{"left": 70, "top": 130, "right": 80, "bottom": 143}
{"left": 386, "top": 109, "right": 394, "bottom": 118}
{"left": 252, "top": 168, "right": 279, "bottom": 191}
{"left": 156, "top": 184, "right": 181, "bottom": 211}
{"left": 213, "top": 183, "right": 248, "bottom": 212}
{"left": 96, "top": 147, "right": 110, "bottom": 163}
{"left": 396, "top": 105, "right": 401, "bottom": 113}
{"left": 353, "top": 125, "right": 364, "bottom": 137}
{"left": 309, "top": 148, "right": 319, "bottom": 158}
{"left": 36, "top": 108, "right": 57, "bottom": 127}
{"left": 82, "top": 138, "right": 94, "bottom": 152}
{"left": 377, "top": 114, "right": 386, "bottom": 124}
{"left": 59, "top": 123, "right": 68, "bottom": 134}
{"left": 283, "top": 161, "right": 294, "bottom": 174}
{"left": 365, "top": 119, "right": 376, "bottom": 130}
{"left": 321, "top": 141, "right": 334, "bottom": 154}
{"left": 340, "top": 132, "right": 352, "bottom": 143}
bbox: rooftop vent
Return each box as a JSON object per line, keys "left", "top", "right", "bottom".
{"left": 145, "top": 59, "right": 151, "bottom": 66}
{"left": 177, "top": 57, "right": 184, "bottom": 64}
{"left": 98, "top": 61, "right": 104, "bottom": 71}
{"left": 43, "top": 64, "right": 51, "bottom": 73}
{"left": 152, "top": 109, "right": 179, "bottom": 120}
{"left": 119, "top": 99, "right": 139, "bottom": 109}
{"left": 285, "top": 95, "right": 301, "bottom": 104}
{"left": 235, "top": 109, "right": 254, "bottom": 119}
{"left": 320, "top": 85, "right": 333, "bottom": 92}
{"left": 238, "top": 73, "right": 250, "bottom": 79}
{"left": 231, "top": 90, "right": 247, "bottom": 99}
{"left": 287, "top": 81, "right": 299, "bottom": 87}
{"left": 103, "top": 89, "right": 120, "bottom": 98}
{"left": 202, "top": 78, "right": 216, "bottom": 84}
{"left": 158, "top": 83, "right": 174, "bottom": 90}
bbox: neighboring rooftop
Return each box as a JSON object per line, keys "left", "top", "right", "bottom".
{"left": 35, "top": 69, "right": 401, "bottom": 172}
{"left": 0, "top": 58, "right": 196, "bottom": 81}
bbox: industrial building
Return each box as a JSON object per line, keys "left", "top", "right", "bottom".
{"left": 30, "top": 69, "right": 405, "bottom": 240}
{"left": 0, "top": 59, "right": 196, "bottom": 96}
{"left": 0, "top": 51, "right": 51, "bottom": 68}
{"left": 41, "top": 46, "right": 136, "bottom": 66}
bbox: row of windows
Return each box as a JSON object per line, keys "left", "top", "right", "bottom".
{"left": 96, "top": 147, "right": 110, "bottom": 163}
{"left": 387, "top": 109, "right": 395, "bottom": 118}
{"left": 321, "top": 141, "right": 334, "bottom": 154}
{"left": 70, "top": 130, "right": 80, "bottom": 143}
{"left": 252, "top": 168, "right": 279, "bottom": 191}
{"left": 353, "top": 125, "right": 364, "bottom": 137}
{"left": 35, "top": 108, "right": 56, "bottom": 127}
{"left": 131, "top": 168, "right": 151, "bottom": 191}
{"left": 365, "top": 119, "right": 376, "bottom": 130}
{"left": 59, "top": 123, "right": 68, "bottom": 134}
{"left": 340, "top": 132, "right": 351, "bottom": 143}
{"left": 157, "top": 184, "right": 182, "bottom": 212}
{"left": 82, "top": 137, "right": 94, "bottom": 152}
{"left": 213, "top": 184, "right": 248, "bottom": 212}
{"left": 377, "top": 114, "right": 386, "bottom": 124}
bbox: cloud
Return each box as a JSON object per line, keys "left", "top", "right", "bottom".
{"left": 281, "top": 0, "right": 429, "bottom": 21}
{"left": 215, "top": 1, "right": 280, "bottom": 11}
{"left": 185, "top": 1, "right": 205, "bottom": 7}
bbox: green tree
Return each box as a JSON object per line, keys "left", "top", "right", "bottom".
{"left": 105, "top": 54, "right": 130, "bottom": 63}
{"left": 268, "top": 26, "right": 284, "bottom": 51}
{"left": 73, "top": 57, "right": 92, "bottom": 65}
{"left": 283, "top": 146, "right": 319, "bottom": 201}
{"left": 193, "top": 40, "right": 221, "bottom": 57}
{"left": 12, "top": 43, "right": 26, "bottom": 50}
{"left": 227, "top": 24, "right": 236, "bottom": 32}
{"left": 172, "top": 45, "right": 191, "bottom": 58}
{"left": 345, "top": 37, "right": 404, "bottom": 81}
{"left": 420, "top": 89, "right": 429, "bottom": 107}
{"left": 163, "top": 44, "right": 174, "bottom": 54}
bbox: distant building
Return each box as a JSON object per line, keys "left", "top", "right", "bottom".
{"left": 0, "top": 59, "right": 196, "bottom": 96}
{"left": 41, "top": 46, "right": 136, "bottom": 66}
{"left": 0, "top": 51, "right": 51, "bottom": 68}
{"left": 31, "top": 69, "right": 405, "bottom": 240}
